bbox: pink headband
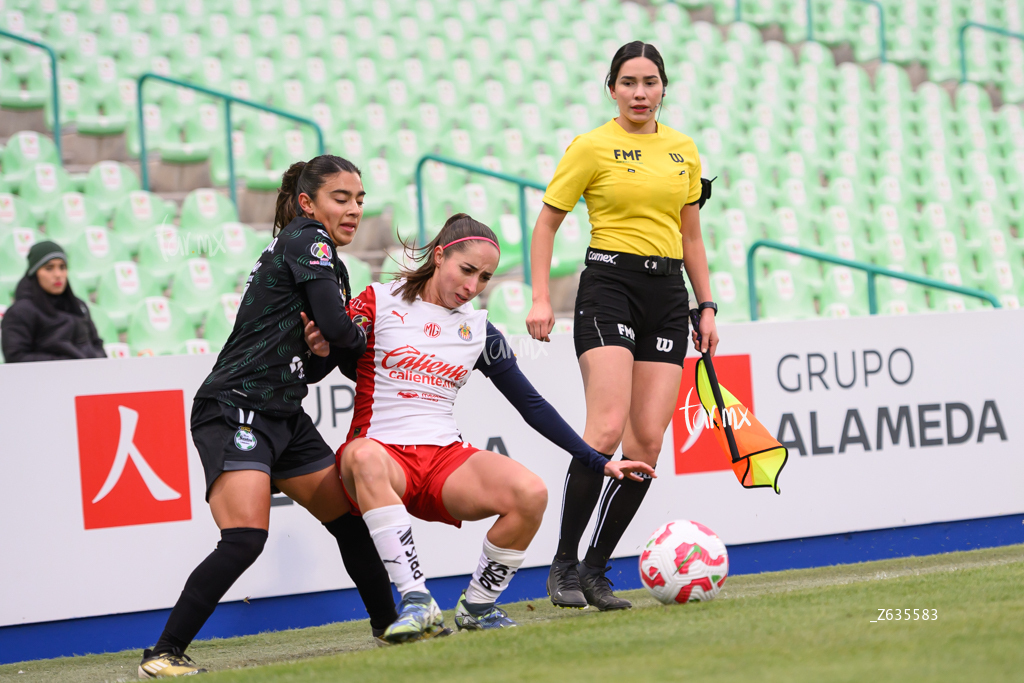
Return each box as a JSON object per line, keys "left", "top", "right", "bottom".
{"left": 442, "top": 236, "right": 500, "bottom": 252}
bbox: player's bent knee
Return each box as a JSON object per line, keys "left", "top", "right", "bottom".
{"left": 587, "top": 421, "right": 627, "bottom": 454}
{"left": 345, "top": 441, "right": 387, "bottom": 477}
{"left": 219, "top": 527, "right": 268, "bottom": 566}
{"left": 513, "top": 474, "right": 548, "bottom": 517}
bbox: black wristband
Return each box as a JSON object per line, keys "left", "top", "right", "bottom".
{"left": 698, "top": 301, "right": 718, "bottom": 316}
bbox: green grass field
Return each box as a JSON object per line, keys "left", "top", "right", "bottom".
{"left": 4, "top": 545, "right": 1023, "bottom": 683}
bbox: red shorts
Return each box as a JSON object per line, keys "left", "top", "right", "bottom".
{"left": 337, "top": 438, "right": 481, "bottom": 527}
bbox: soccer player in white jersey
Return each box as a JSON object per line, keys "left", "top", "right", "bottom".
{"left": 303, "top": 214, "right": 654, "bottom": 642}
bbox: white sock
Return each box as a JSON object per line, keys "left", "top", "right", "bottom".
{"left": 362, "top": 504, "right": 427, "bottom": 597}
{"left": 465, "top": 538, "right": 526, "bottom": 606}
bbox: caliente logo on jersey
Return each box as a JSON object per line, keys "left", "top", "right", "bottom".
{"left": 75, "top": 391, "right": 191, "bottom": 529}
{"left": 381, "top": 344, "right": 470, "bottom": 386}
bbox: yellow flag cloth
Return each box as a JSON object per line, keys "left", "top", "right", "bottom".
{"left": 695, "top": 356, "right": 788, "bottom": 493}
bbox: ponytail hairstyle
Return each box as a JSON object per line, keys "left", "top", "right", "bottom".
{"left": 273, "top": 154, "right": 361, "bottom": 235}
{"left": 393, "top": 213, "right": 500, "bottom": 304}
{"left": 606, "top": 41, "right": 669, "bottom": 95}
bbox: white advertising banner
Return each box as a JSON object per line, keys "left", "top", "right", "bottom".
{"left": 1, "top": 310, "right": 1022, "bottom": 626}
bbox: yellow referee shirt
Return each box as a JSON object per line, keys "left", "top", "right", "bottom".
{"left": 543, "top": 120, "right": 702, "bottom": 260}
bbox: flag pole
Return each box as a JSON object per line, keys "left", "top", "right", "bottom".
{"left": 689, "top": 310, "right": 741, "bottom": 463}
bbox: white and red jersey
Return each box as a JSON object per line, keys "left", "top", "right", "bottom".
{"left": 347, "top": 281, "right": 491, "bottom": 446}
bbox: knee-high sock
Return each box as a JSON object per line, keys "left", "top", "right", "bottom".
{"left": 154, "top": 527, "right": 268, "bottom": 654}
{"left": 464, "top": 538, "right": 526, "bottom": 612}
{"left": 554, "top": 454, "right": 611, "bottom": 563}
{"left": 323, "top": 514, "right": 398, "bottom": 632}
{"left": 363, "top": 505, "right": 427, "bottom": 597}
{"left": 584, "top": 468, "right": 654, "bottom": 569}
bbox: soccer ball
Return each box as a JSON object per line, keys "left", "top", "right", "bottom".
{"left": 639, "top": 520, "right": 729, "bottom": 604}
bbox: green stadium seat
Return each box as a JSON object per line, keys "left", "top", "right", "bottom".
{"left": 19, "top": 163, "right": 73, "bottom": 224}
{"left": 0, "top": 227, "right": 40, "bottom": 301}
{"left": 86, "top": 302, "right": 120, "bottom": 350}
{"left": 1, "top": 131, "right": 60, "bottom": 193}
{"left": 0, "top": 46, "right": 49, "bottom": 111}
{"left": 93, "top": 260, "right": 163, "bottom": 331}
{"left": 201, "top": 292, "right": 242, "bottom": 353}
{"left": 82, "top": 161, "right": 141, "bottom": 221}
{"left": 820, "top": 266, "right": 869, "bottom": 318}
{"left": 391, "top": 184, "right": 446, "bottom": 246}
{"left": 205, "top": 222, "right": 263, "bottom": 283}
{"left": 126, "top": 296, "right": 197, "bottom": 356}
{"left": 179, "top": 188, "right": 238, "bottom": 229}
{"left": 339, "top": 253, "right": 373, "bottom": 299}
{"left": 758, "top": 269, "right": 817, "bottom": 321}
{"left": 0, "top": 192, "right": 32, "bottom": 229}
{"left": 110, "top": 190, "right": 179, "bottom": 255}
{"left": 486, "top": 280, "right": 531, "bottom": 335}
{"left": 41, "top": 192, "right": 103, "bottom": 243}
{"left": 65, "top": 226, "right": 131, "bottom": 292}
{"left": 379, "top": 246, "right": 416, "bottom": 284}
{"left": 550, "top": 205, "right": 589, "bottom": 279}
{"left": 169, "top": 257, "right": 232, "bottom": 327}
{"left": 137, "top": 223, "right": 186, "bottom": 289}
{"left": 361, "top": 157, "right": 399, "bottom": 217}
{"left": 875, "top": 265, "right": 930, "bottom": 315}
{"left": 710, "top": 270, "right": 751, "bottom": 323}
{"left": 73, "top": 83, "right": 132, "bottom": 136}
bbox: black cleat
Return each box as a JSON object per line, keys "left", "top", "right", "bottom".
{"left": 578, "top": 563, "right": 632, "bottom": 611}
{"left": 547, "top": 560, "right": 588, "bottom": 609}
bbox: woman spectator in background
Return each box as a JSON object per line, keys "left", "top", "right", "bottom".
{"left": 1, "top": 240, "right": 105, "bottom": 363}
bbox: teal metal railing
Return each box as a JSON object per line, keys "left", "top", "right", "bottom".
{"left": 746, "top": 240, "right": 1002, "bottom": 320}
{"left": 136, "top": 73, "right": 325, "bottom": 209}
{"left": 959, "top": 22, "right": 1024, "bottom": 84}
{"left": 850, "top": 0, "right": 888, "bottom": 63}
{"left": 0, "top": 29, "right": 61, "bottom": 159}
{"left": 415, "top": 155, "right": 585, "bottom": 287}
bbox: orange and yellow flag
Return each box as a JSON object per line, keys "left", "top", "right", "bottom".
{"left": 694, "top": 355, "right": 788, "bottom": 493}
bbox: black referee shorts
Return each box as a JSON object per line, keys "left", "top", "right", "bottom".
{"left": 191, "top": 398, "right": 336, "bottom": 501}
{"left": 573, "top": 252, "right": 690, "bottom": 366}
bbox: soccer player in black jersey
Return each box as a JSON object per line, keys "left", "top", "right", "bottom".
{"left": 140, "top": 156, "right": 400, "bottom": 678}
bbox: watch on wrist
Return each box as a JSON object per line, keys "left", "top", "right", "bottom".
{"left": 698, "top": 301, "right": 718, "bottom": 316}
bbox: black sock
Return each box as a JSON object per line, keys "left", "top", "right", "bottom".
{"left": 323, "top": 514, "right": 398, "bottom": 632}
{"left": 583, "top": 468, "right": 654, "bottom": 569}
{"left": 153, "top": 527, "right": 268, "bottom": 654}
{"left": 554, "top": 454, "right": 611, "bottom": 563}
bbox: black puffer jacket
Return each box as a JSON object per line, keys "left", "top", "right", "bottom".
{"left": 1, "top": 276, "right": 106, "bottom": 362}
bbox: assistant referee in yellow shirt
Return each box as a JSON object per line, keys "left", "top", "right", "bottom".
{"left": 526, "top": 41, "right": 720, "bottom": 612}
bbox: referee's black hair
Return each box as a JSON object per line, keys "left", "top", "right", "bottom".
{"left": 393, "top": 213, "right": 499, "bottom": 304}
{"left": 606, "top": 41, "right": 669, "bottom": 93}
{"left": 274, "top": 154, "right": 361, "bottom": 235}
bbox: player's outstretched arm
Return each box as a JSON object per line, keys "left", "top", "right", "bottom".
{"left": 477, "top": 323, "right": 653, "bottom": 481}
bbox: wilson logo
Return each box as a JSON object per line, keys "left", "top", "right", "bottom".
{"left": 656, "top": 337, "right": 674, "bottom": 352}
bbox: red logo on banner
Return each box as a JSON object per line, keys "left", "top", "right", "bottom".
{"left": 673, "top": 355, "right": 754, "bottom": 475}
{"left": 76, "top": 391, "right": 191, "bottom": 529}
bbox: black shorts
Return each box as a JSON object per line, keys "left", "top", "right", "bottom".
{"left": 573, "top": 255, "right": 690, "bottom": 366}
{"left": 191, "top": 398, "right": 336, "bottom": 501}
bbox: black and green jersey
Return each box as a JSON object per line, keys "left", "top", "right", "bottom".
{"left": 196, "top": 217, "right": 352, "bottom": 417}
